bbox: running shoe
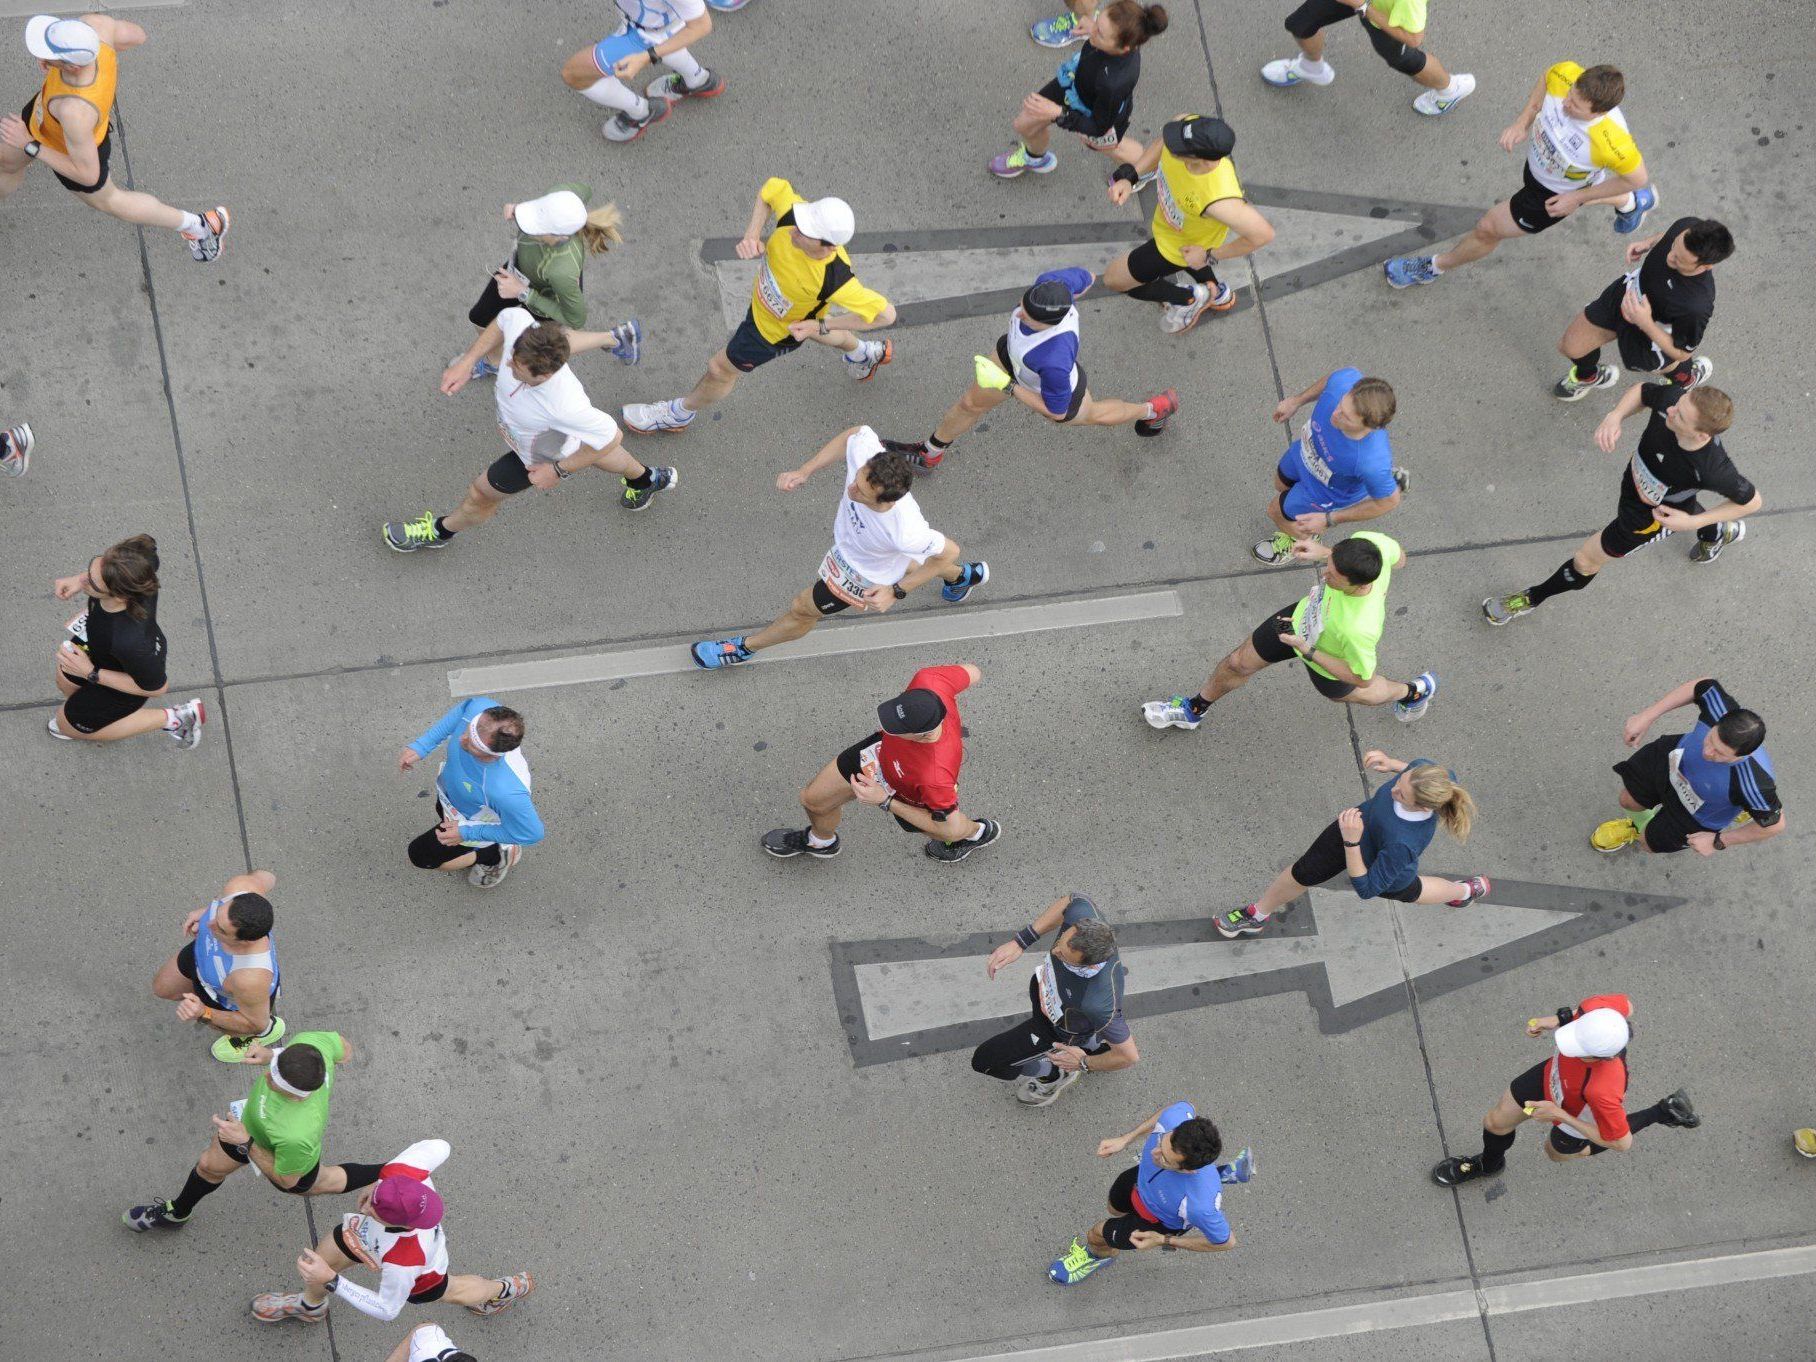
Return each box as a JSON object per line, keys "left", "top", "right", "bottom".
{"left": 1160, "top": 282, "right": 1212, "bottom": 334}
{"left": 1031, "top": 11, "right": 1086, "bottom": 46}
{"left": 1689, "top": 520, "right": 1744, "bottom": 564}
{"left": 1384, "top": 255, "right": 1439, "bottom": 288}
{"left": 384, "top": 512, "right": 451, "bottom": 552}
{"left": 470, "top": 357, "right": 500, "bottom": 381}
{"left": 47, "top": 715, "right": 71, "bottom": 740}
{"left": 846, "top": 338, "right": 893, "bottom": 382}
{"left": 1393, "top": 465, "right": 1411, "bottom": 494}
{"left": 123, "top": 1199, "right": 188, "bottom": 1232}
{"left": 1794, "top": 1129, "right": 1816, "bottom": 1159}
{"left": 692, "top": 637, "right": 753, "bottom": 670}
{"left": 169, "top": 699, "right": 207, "bottom": 750}
{"left": 621, "top": 464, "right": 678, "bottom": 510}
{"left": 907, "top": 442, "right": 945, "bottom": 473}
{"left": 1142, "top": 697, "right": 1203, "bottom": 731}
{"left": 762, "top": 827, "right": 840, "bottom": 859}
{"left": 468, "top": 1272, "right": 535, "bottom": 1317}
{"left": 608, "top": 319, "right": 643, "bottom": 366}
{"left": 1613, "top": 186, "right": 1657, "bottom": 235}
{"left": 1261, "top": 55, "right": 1335, "bottom": 87}
{"left": 603, "top": 94, "right": 675, "bottom": 143}
{"left": 1412, "top": 73, "right": 1476, "bottom": 116}
{"left": 1394, "top": 672, "right": 1438, "bottom": 722}
{"left": 1657, "top": 1089, "right": 1701, "bottom": 1129}
{"left": 1215, "top": 906, "right": 1267, "bottom": 939}
{"left": 1016, "top": 1068, "right": 1081, "bottom": 1106}
{"left": 469, "top": 844, "right": 522, "bottom": 889}
{"left": 925, "top": 819, "right": 1002, "bottom": 863}
{"left": 184, "top": 207, "right": 231, "bottom": 263}
{"left": 706, "top": 0, "right": 754, "bottom": 9}
{"left": 1048, "top": 1238, "right": 1113, "bottom": 1285}
{"left": 1552, "top": 364, "right": 1620, "bottom": 401}
{"left": 1680, "top": 356, "right": 1714, "bottom": 389}
{"left": 1430, "top": 1155, "right": 1493, "bottom": 1187}
{"left": 1252, "top": 531, "right": 1296, "bottom": 566}
{"left": 1590, "top": 817, "right": 1642, "bottom": 853}
{"left": 251, "top": 1292, "right": 327, "bottom": 1325}
{"left": 989, "top": 144, "right": 1058, "bottom": 178}
{"left": 941, "top": 561, "right": 990, "bottom": 603}
{"left": 1, "top": 421, "right": 33, "bottom": 476}
{"left": 1222, "top": 1147, "right": 1257, "bottom": 1184}
{"left": 1481, "top": 592, "right": 1534, "bottom": 626}
{"left": 1134, "top": 389, "right": 1178, "bottom": 437}
{"left": 212, "top": 1016, "right": 285, "bottom": 1063}
{"left": 621, "top": 399, "right": 696, "bottom": 434}
{"left": 1446, "top": 876, "right": 1491, "bottom": 908}
{"left": 648, "top": 68, "right": 726, "bottom": 101}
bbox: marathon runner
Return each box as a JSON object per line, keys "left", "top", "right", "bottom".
{"left": 761, "top": 664, "right": 1002, "bottom": 864}
{"left": 1591, "top": 677, "right": 1784, "bottom": 856}
{"left": 1386, "top": 62, "right": 1654, "bottom": 288}
{"left": 1251, "top": 367, "right": 1402, "bottom": 566}
{"left": 1261, "top": 0, "right": 1476, "bottom": 116}
{"left": 910, "top": 269, "right": 1176, "bottom": 472}
{"left": 1048, "top": 1100, "right": 1252, "bottom": 1284}
{"left": 151, "top": 870, "right": 284, "bottom": 1062}
{"left": 384, "top": 308, "right": 676, "bottom": 552}
{"left": 1101, "top": 115, "right": 1274, "bottom": 335}
{"left": 1, "top": 418, "right": 31, "bottom": 476}
{"left": 1433, "top": 996, "right": 1699, "bottom": 1188}
{"left": 1553, "top": 216, "right": 1731, "bottom": 400}
{"left": 0, "top": 14, "right": 227, "bottom": 259}
{"left": 399, "top": 700, "right": 544, "bottom": 889}
{"left": 620, "top": 177, "right": 894, "bottom": 434}
{"left": 385, "top": 1323, "right": 476, "bottom": 1362}
{"left": 1483, "top": 384, "right": 1759, "bottom": 625}
{"left": 123, "top": 1032, "right": 381, "bottom": 1231}
{"left": 1030, "top": 1, "right": 1096, "bottom": 48}
{"left": 560, "top": 0, "right": 723, "bottom": 145}
{"left": 990, "top": 2, "right": 1168, "bottom": 182}
{"left": 1217, "top": 750, "right": 1488, "bottom": 939}
{"left": 1142, "top": 532, "right": 1437, "bottom": 731}
{"left": 252, "top": 1139, "right": 533, "bottom": 1325}
{"left": 691, "top": 426, "right": 987, "bottom": 669}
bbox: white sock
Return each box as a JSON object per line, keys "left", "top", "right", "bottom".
{"left": 1439, "top": 77, "right": 1465, "bottom": 98}
{"left": 1298, "top": 56, "right": 1332, "bottom": 78}
{"left": 177, "top": 210, "right": 204, "bottom": 237}
{"left": 965, "top": 821, "right": 989, "bottom": 842}
{"left": 806, "top": 830, "right": 837, "bottom": 848}
{"left": 672, "top": 398, "right": 695, "bottom": 417}
{"left": 661, "top": 46, "right": 708, "bottom": 86}
{"left": 580, "top": 76, "right": 648, "bottom": 119}
{"left": 1614, "top": 192, "right": 1637, "bottom": 213}
{"left": 163, "top": 707, "right": 181, "bottom": 730}
{"left": 1143, "top": 401, "right": 1156, "bottom": 419}
{"left": 1249, "top": 904, "right": 1272, "bottom": 921}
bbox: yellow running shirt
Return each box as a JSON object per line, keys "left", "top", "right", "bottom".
{"left": 1364, "top": 0, "right": 1426, "bottom": 33}
{"left": 29, "top": 42, "right": 117, "bottom": 155}
{"left": 1150, "top": 145, "right": 1244, "bottom": 268}
{"left": 749, "top": 177, "right": 890, "bottom": 345}
{"left": 1527, "top": 61, "right": 1642, "bottom": 193}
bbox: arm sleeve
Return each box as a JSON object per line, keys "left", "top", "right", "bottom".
{"left": 1639, "top": 383, "right": 1676, "bottom": 416}
{"left": 1350, "top": 843, "right": 1419, "bottom": 901}
{"left": 382, "top": 1139, "right": 451, "bottom": 1179}
{"left": 551, "top": 182, "right": 593, "bottom": 204}
{"left": 1359, "top": 445, "right": 1400, "bottom": 500}
{"left": 759, "top": 177, "right": 801, "bottom": 217}
{"left": 1545, "top": 62, "right": 1584, "bottom": 98}
{"left": 1691, "top": 679, "right": 1735, "bottom": 726}
{"left": 117, "top": 628, "right": 168, "bottom": 691}
{"left": 1036, "top": 266, "right": 1096, "bottom": 298}
{"left": 329, "top": 1262, "right": 415, "bottom": 1322}
{"left": 462, "top": 785, "right": 545, "bottom": 848}
{"left": 1732, "top": 762, "right": 1782, "bottom": 823}
{"left": 1695, "top": 449, "right": 1756, "bottom": 507}
{"left": 1190, "top": 1191, "right": 1233, "bottom": 1246}
{"left": 827, "top": 277, "right": 890, "bottom": 323}
{"left": 524, "top": 254, "right": 587, "bottom": 328}
{"left": 408, "top": 702, "right": 470, "bottom": 758}
{"left": 1155, "top": 1101, "right": 1196, "bottom": 1135}
{"left": 1034, "top": 335, "right": 1081, "bottom": 416}
{"left": 913, "top": 664, "right": 974, "bottom": 699}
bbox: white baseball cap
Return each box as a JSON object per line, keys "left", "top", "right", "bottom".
{"left": 790, "top": 196, "right": 855, "bottom": 247}
{"left": 513, "top": 190, "right": 588, "bottom": 238}
{"left": 26, "top": 15, "right": 99, "bottom": 65}
{"left": 1555, "top": 1007, "right": 1630, "bottom": 1059}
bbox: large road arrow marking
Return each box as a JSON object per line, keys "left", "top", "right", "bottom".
{"left": 828, "top": 879, "right": 1684, "bottom": 1067}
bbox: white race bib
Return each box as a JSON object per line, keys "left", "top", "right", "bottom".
{"left": 855, "top": 740, "right": 896, "bottom": 798}
{"left": 1628, "top": 452, "right": 1669, "bottom": 506}
{"left": 818, "top": 545, "right": 879, "bottom": 607}
{"left": 1156, "top": 171, "right": 1185, "bottom": 229}
{"left": 65, "top": 609, "right": 88, "bottom": 643}
{"left": 1035, "top": 957, "right": 1064, "bottom": 1023}
{"left": 1666, "top": 746, "right": 1705, "bottom": 816}
{"left": 756, "top": 262, "right": 790, "bottom": 319}
{"left": 1298, "top": 584, "right": 1327, "bottom": 649}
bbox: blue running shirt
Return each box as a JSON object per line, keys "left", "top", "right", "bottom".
{"left": 1278, "top": 368, "right": 1397, "bottom": 517}
{"left": 1134, "top": 1102, "right": 1231, "bottom": 1243}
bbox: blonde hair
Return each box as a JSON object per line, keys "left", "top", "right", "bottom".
{"left": 1406, "top": 766, "right": 1475, "bottom": 842}
{"left": 579, "top": 204, "right": 624, "bottom": 256}
{"left": 1349, "top": 377, "right": 1397, "bottom": 429}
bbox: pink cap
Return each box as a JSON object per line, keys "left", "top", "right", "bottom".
{"left": 372, "top": 1176, "right": 444, "bottom": 1229}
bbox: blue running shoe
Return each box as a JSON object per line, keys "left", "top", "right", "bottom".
{"left": 1394, "top": 671, "right": 1439, "bottom": 722}
{"left": 1221, "top": 1147, "right": 1257, "bottom": 1185}
{"left": 1613, "top": 186, "right": 1657, "bottom": 235}
{"left": 1031, "top": 11, "right": 1086, "bottom": 47}
{"left": 1048, "top": 1238, "right": 1113, "bottom": 1285}
{"left": 470, "top": 358, "right": 499, "bottom": 380}
{"left": 1384, "top": 256, "right": 1439, "bottom": 289}
{"left": 941, "top": 561, "right": 990, "bottom": 603}
{"left": 692, "top": 637, "right": 751, "bottom": 670}
{"left": 706, "top": 0, "right": 754, "bottom": 10}
{"left": 609, "top": 320, "right": 643, "bottom": 366}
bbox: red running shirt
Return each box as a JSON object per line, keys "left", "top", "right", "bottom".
{"left": 876, "top": 665, "right": 971, "bottom": 815}
{"left": 1544, "top": 993, "right": 1633, "bottom": 1142}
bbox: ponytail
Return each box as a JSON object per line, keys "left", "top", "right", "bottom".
{"left": 579, "top": 203, "right": 625, "bottom": 256}
{"left": 1105, "top": 0, "right": 1168, "bottom": 46}
{"left": 99, "top": 533, "right": 160, "bottom": 621}
{"left": 1405, "top": 765, "right": 1475, "bottom": 843}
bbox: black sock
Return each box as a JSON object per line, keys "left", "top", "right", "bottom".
{"left": 338, "top": 1162, "right": 384, "bottom": 1192}
{"left": 1185, "top": 694, "right": 1211, "bottom": 717}
{"left": 1696, "top": 525, "right": 1721, "bottom": 544}
{"left": 1525, "top": 560, "right": 1596, "bottom": 606}
{"left": 927, "top": 434, "right": 952, "bottom": 453}
{"left": 1571, "top": 349, "right": 1602, "bottom": 380}
{"left": 1479, "top": 1125, "right": 1517, "bottom": 1171}
{"left": 474, "top": 843, "right": 504, "bottom": 867}
{"left": 1127, "top": 279, "right": 1195, "bottom": 306}
{"left": 1402, "top": 680, "right": 1422, "bottom": 703}
{"left": 1625, "top": 1102, "right": 1666, "bottom": 1135}
{"left": 625, "top": 467, "right": 655, "bottom": 490}
{"left": 169, "top": 1165, "right": 223, "bottom": 1219}
{"left": 433, "top": 517, "right": 456, "bottom": 540}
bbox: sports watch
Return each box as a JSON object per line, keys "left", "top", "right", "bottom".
{"left": 24, "top": 139, "right": 40, "bottom": 159}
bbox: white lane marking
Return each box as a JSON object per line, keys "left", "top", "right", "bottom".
{"left": 909, "top": 1244, "right": 1816, "bottom": 1362}
{"left": 448, "top": 590, "right": 1182, "bottom": 696}
{"left": 0, "top": 0, "right": 184, "bottom": 13}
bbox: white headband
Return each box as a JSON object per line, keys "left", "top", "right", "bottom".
{"left": 467, "top": 714, "right": 500, "bottom": 756}
{"left": 267, "top": 1047, "right": 312, "bottom": 1099}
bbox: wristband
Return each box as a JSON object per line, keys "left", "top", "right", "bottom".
{"left": 1013, "top": 924, "right": 1040, "bottom": 950}
{"left": 1160, "top": 1240, "right": 1177, "bottom": 1252}
{"left": 1342, "top": 841, "right": 1361, "bottom": 848}
{"left": 1111, "top": 162, "right": 1139, "bottom": 186}
{"left": 880, "top": 794, "right": 894, "bottom": 813}
{"left": 1079, "top": 1055, "right": 1090, "bottom": 1073}
{"left": 553, "top": 464, "right": 572, "bottom": 479}
{"left": 201, "top": 1007, "right": 214, "bottom": 1025}
{"left": 1555, "top": 1007, "right": 1576, "bottom": 1028}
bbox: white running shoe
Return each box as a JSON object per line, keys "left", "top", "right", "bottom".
{"left": 169, "top": 699, "right": 206, "bottom": 750}
{"left": 1, "top": 421, "right": 33, "bottom": 476}
{"left": 469, "top": 844, "right": 522, "bottom": 888}
{"left": 1160, "top": 282, "right": 1212, "bottom": 334}
{"left": 1413, "top": 73, "right": 1476, "bottom": 116}
{"left": 1262, "top": 55, "right": 1334, "bottom": 88}
{"left": 621, "top": 399, "right": 696, "bottom": 434}
{"left": 1016, "top": 1069, "right": 1081, "bottom": 1106}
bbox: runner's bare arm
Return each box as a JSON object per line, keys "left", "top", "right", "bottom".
{"left": 1145, "top": 1228, "right": 1236, "bottom": 1252}
{"left": 224, "top": 870, "right": 278, "bottom": 898}
{"left": 960, "top": 664, "right": 982, "bottom": 685}
{"left": 737, "top": 189, "right": 773, "bottom": 257}
{"left": 1528, "top": 1101, "right": 1632, "bottom": 1151}
{"left": 789, "top": 427, "right": 860, "bottom": 486}
{"left": 1204, "top": 200, "right": 1275, "bottom": 262}
{"left": 216, "top": 972, "right": 274, "bottom": 1036}
{"left": 883, "top": 799, "right": 980, "bottom": 842}
{"left": 894, "top": 538, "right": 965, "bottom": 594}
{"left": 1325, "top": 491, "right": 1400, "bottom": 527}
{"left": 1569, "top": 160, "right": 1651, "bottom": 207}
{"left": 83, "top": 15, "right": 146, "bottom": 50}
{"left": 815, "top": 302, "right": 898, "bottom": 334}
{"left": 29, "top": 98, "right": 100, "bottom": 184}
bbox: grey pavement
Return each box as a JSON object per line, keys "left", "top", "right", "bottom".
{"left": 1, "top": 0, "right": 1813, "bottom": 1359}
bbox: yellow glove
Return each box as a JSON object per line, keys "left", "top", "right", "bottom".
{"left": 973, "top": 354, "right": 1012, "bottom": 391}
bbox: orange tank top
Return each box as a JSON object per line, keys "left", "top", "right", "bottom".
{"left": 30, "top": 44, "right": 117, "bottom": 155}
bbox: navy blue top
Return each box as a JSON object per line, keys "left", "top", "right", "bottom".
{"left": 1349, "top": 758, "right": 1448, "bottom": 900}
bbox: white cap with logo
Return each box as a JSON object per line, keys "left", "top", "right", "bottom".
{"left": 790, "top": 196, "right": 855, "bottom": 247}
{"left": 513, "top": 190, "right": 588, "bottom": 238}
{"left": 26, "top": 14, "right": 100, "bottom": 65}
{"left": 1554, "top": 1007, "right": 1630, "bottom": 1059}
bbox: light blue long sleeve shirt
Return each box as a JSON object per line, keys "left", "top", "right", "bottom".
{"left": 408, "top": 697, "right": 545, "bottom": 848}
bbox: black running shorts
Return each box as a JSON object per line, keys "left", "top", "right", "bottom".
{"left": 1508, "top": 167, "right": 1570, "bottom": 236}
{"left": 1249, "top": 606, "right": 1356, "bottom": 700}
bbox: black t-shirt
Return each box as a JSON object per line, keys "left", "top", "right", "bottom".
{"left": 1054, "top": 46, "right": 1140, "bottom": 135}
{"left": 81, "top": 595, "right": 167, "bottom": 691}
{"left": 1627, "top": 217, "right": 1716, "bottom": 356}
{"left": 1615, "top": 384, "right": 1754, "bottom": 522}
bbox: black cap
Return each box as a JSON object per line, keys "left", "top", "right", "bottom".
{"left": 1162, "top": 115, "right": 1236, "bottom": 161}
{"left": 1021, "top": 278, "right": 1075, "bottom": 325}
{"left": 877, "top": 687, "right": 946, "bottom": 735}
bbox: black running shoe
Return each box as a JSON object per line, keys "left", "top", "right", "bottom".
{"left": 123, "top": 1200, "right": 188, "bottom": 1232}
{"left": 761, "top": 827, "right": 840, "bottom": 859}
{"left": 925, "top": 818, "right": 1002, "bottom": 863}
{"left": 1658, "top": 1089, "right": 1701, "bottom": 1129}
{"left": 1430, "top": 1156, "right": 1496, "bottom": 1187}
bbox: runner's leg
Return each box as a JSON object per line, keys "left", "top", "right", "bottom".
{"left": 1073, "top": 392, "right": 1156, "bottom": 427}
{"left": 1558, "top": 313, "right": 1618, "bottom": 378}
{"left": 0, "top": 140, "right": 28, "bottom": 198}
{"left": 83, "top": 179, "right": 191, "bottom": 232}
{"left": 562, "top": 46, "right": 651, "bottom": 119}
{"left": 1434, "top": 201, "right": 1522, "bottom": 273}
{"left": 1199, "top": 638, "right": 1271, "bottom": 705}
{"left": 439, "top": 474, "right": 510, "bottom": 534}
{"left": 801, "top": 759, "right": 856, "bottom": 841}
{"left": 932, "top": 383, "right": 1011, "bottom": 446}
{"left": 745, "top": 586, "right": 828, "bottom": 652}
{"left": 681, "top": 350, "right": 742, "bottom": 413}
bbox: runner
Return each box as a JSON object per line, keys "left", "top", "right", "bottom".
{"left": 974, "top": 893, "right": 1139, "bottom": 1107}
{"left": 909, "top": 269, "right": 1177, "bottom": 472}
{"left": 398, "top": 699, "right": 544, "bottom": 889}
{"left": 1048, "top": 1100, "right": 1251, "bottom": 1284}
{"left": 0, "top": 14, "right": 227, "bottom": 260}
{"left": 1141, "top": 532, "right": 1437, "bottom": 731}
{"left": 1100, "top": 115, "right": 1273, "bottom": 335}
{"left": 1, "top": 418, "right": 31, "bottom": 476}
{"left": 1031, "top": 1, "right": 1096, "bottom": 48}
{"left": 252, "top": 1139, "right": 533, "bottom": 1325}
{"left": 989, "top": 2, "right": 1168, "bottom": 182}
{"left": 1590, "top": 677, "right": 1785, "bottom": 856}
{"left": 691, "top": 426, "right": 987, "bottom": 669}
{"left": 1251, "top": 368, "right": 1401, "bottom": 566}
{"left": 559, "top": 0, "right": 723, "bottom": 145}
{"left": 1260, "top": 0, "right": 1476, "bottom": 116}
{"left": 463, "top": 187, "right": 640, "bottom": 370}
{"left": 123, "top": 1032, "right": 381, "bottom": 1230}
{"left": 1216, "top": 749, "right": 1487, "bottom": 939}
{"left": 151, "top": 870, "right": 284, "bottom": 1062}
{"left": 48, "top": 535, "right": 204, "bottom": 748}
{"left": 1482, "top": 384, "right": 1760, "bottom": 625}
{"left": 1385, "top": 62, "right": 1654, "bottom": 288}
{"left": 382, "top": 308, "right": 677, "bottom": 552}
{"left": 1552, "top": 216, "right": 1732, "bottom": 400}
{"left": 385, "top": 1323, "right": 476, "bottom": 1362}
{"left": 761, "top": 664, "right": 1002, "bottom": 863}
{"left": 1432, "top": 996, "right": 1699, "bottom": 1188}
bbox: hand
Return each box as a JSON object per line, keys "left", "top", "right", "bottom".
{"left": 502, "top": 202, "right": 517, "bottom": 222}
{"left": 0, "top": 114, "right": 30, "bottom": 149}
{"left": 493, "top": 269, "right": 527, "bottom": 300}
{"left": 1107, "top": 179, "right": 1134, "bottom": 207}
{"left": 613, "top": 49, "right": 651, "bottom": 80}
{"left": 1272, "top": 397, "right": 1298, "bottom": 424}
{"left": 1521, "top": 1099, "right": 1566, "bottom": 1125}
{"left": 211, "top": 1113, "right": 250, "bottom": 1145}
{"left": 434, "top": 816, "right": 464, "bottom": 846}
{"left": 1685, "top": 830, "right": 1718, "bottom": 856}
{"left": 1362, "top": 749, "right": 1396, "bottom": 773}
{"left": 1621, "top": 713, "right": 1651, "bottom": 748}
{"left": 1618, "top": 288, "right": 1654, "bottom": 329}
{"left": 53, "top": 573, "right": 86, "bottom": 600}
{"left": 1624, "top": 240, "right": 1650, "bottom": 267}
{"left": 1047, "top": 1044, "right": 1088, "bottom": 1073}
{"left": 735, "top": 234, "right": 763, "bottom": 260}
{"left": 1095, "top": 1134, "right": 1132, "bottom": 1158}
{"left": 860, "top": 585, "right": 897, "bottom": 614}
{"left": 1181, "top": 245, "right": 1211, "bottom": 270}
{"left": 238, "top": 1042, "right": 275, "bottom": 1066}
{"left": 1651, "top": 504, "right": 1695, "bottom": 532}
{"left": 776, "top": 468, "right": 809, "bottom": 492}
{"left": 439, "top": 361, "right": 470, "bottom": 397}
{"left": 1526, "top": 1015, "right": 1561, "bottom": 1037}
{"left": 986, "top": 940, "right": 1025, "bottom": 979}
{"left": 1497, "top": 122, "right": 1527, "bottom": 153}
{"left": 297, "top": 1247, "right": 337, "bottom": 1288}
{"left": 1337, "top": 807, "right": 1365, "bottom": 842}
{"left": 1291, "top": 513, "right": 1329, "bottom": 536}
{"left": 398, "top": 747, "right": 420, "bottom": 773}
{"left": 56, "top": 642, "right": 91, "bottom": 679}
{"left": 1021, "top": 92, "right": 1063, "bottom": 122}
{"left": 1127, "top": 1230, "right": 1169, "bottom": 1250}
{"left": 1543, "top": 192, "right": 1581, "bottom": 220}
{"left": 786, "top": 320, "right": 822, "bottom": 342}
{"left": 848, "top": 771, "right": 890, "bottom": 806}
{"left": 183, "top": 907, "right": 205, "bottom": 935}
{"left": 1275, "top": 632, "right": 1311, "bottom": 654}
{"left": 1289, "top": 539, "right": 1329, "bottom": 562}
{"left": 1593, "top": 411, "right": 1624, "bottom": 453}
{"left": 175, "top": 993, "right": 208, "bottom": 1023}
{"left": 527, "top": 463, "right": 560, "bottom": 490}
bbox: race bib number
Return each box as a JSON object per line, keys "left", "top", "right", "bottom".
{"left": 1298, "top": 432, "right": 1334, "bottom": 486}
{"left": 1083, "top": 125, "right": 1121, "bottom": 150}
{"left": 1036, "top": 957, "right": 1064, "bottom": 1024}
{"left": 1298, "top": 584, "right": 1327, "bottom": 649}
{"left": 1627, "top": 452, "right": 1668, "bottom": 506}
{"left": 855, "top": 740, "right": 896, "bottom": 797}
{"left": 1666, "top": 745, "right": 1705, "bottom": 816}
{"left": 1156, "top": 172, "right": 1185, "bottom": 229}
{"left": 339, "top": 1213, "right": 384, "bottom": 1270}
{"left": 1531, "top": 114, "right": 1592, "bottom": 183}
{"left": 818, "top": 545, "right": 878, "bottom": 608}
{"left": 756, "top": 262, "right": 791, "bottom": 319}
{"left": 65, "top": 609, "right": 89, "bottom": 643}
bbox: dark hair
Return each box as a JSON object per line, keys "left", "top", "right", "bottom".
{"left": 481, "top": 705, "right": 526, "bottom": 753}
{"left": 1684, "top": 220, "right": 1734, "bottom": 267}
{"left": 1715, "top": 709, "right": 1765, "bottom": 757}
{"left": 275, "top": 1044, "right": 327, "bottom": 1093}
{"left": 98, "top": 534, "right": 160, "bottom": 621}
{"left": 1330, "top": 537, "right": 1384, "bottom": 586}
{"left": 862, "top": 450, "right": 915, "bottom": 504}
{"left": 1572, "top": 65, "right": 1624, "bottom": 113}
{"left": 226, "top": 893, "right": 275, "bottom": 940}
{"left": 513, "top": 324, "right": 571, "bottom": 377}
{"left": 447, "top": 1353, "right": 478, "bottom": 1362}
{"left": 1066, "top": 919, "right": 1117, "bottom": 966}
{"left": 1104, "top": 0, "right": 1168, "bottom": 47}
{"left": 1169, "top": 1116, "right": 1223, "bottom": 1170}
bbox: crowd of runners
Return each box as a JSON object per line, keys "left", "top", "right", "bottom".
{"left": 2, "top": 0, "right": 1798, "bottom": 1347}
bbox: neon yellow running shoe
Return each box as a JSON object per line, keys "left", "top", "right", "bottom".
{"left": 213, "top": 1016, "right": 285, "bottom": 1063}
{"left": 1047, "top": 1237, "right": 1113, "bottom": 1284}
{"left": 1591, "top": 818, "right": 1642, "bottom": 853}
{"left": 1794, "top": 1129, "right": 1816, "bottom": 1159}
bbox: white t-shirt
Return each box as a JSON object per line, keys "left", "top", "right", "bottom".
{"left": 615, "top": 0, "right": 706, "bottom": 40}
{"left": 493, "top": 308, "right": 620, "bottom": 467}
{"left": 408, "top": 1323, "right": 463, "bottom": 1362}
{"left": 830, "top": 427, "right": 945, "bottom": 586}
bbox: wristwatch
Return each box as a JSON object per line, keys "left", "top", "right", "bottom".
{"left": 324, "top": 1275, "right": 341, "bottom": 1295}
{"left": 553, "top": 464, "right": 571, "bottom": 479}
{"left": 818, "top": 321, "right": 830, "bottom": 337}
{"left": 1079, "top": 1055, "right": 1090, "bottom": 1073}
{"left": 1712, "top": 831, "right": 1726, "bottom": 850}
{"left": 880, "top": 794, "right": 894, "bottom": 813}
{"left": 24, "top": 139, "right": 40, "bottom": 159}
{"left": 891, "top": 585, "right": 907, "bottom": 599}
{"left": 1160, "top": 1241, "right": 1177, "bottom": 1252}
